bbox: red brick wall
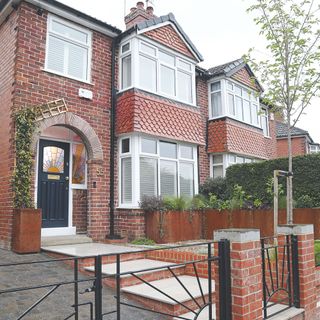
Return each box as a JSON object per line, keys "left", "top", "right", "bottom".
{"left": 144, "top": 24, "right": 195, "bottom": 60}
{"left": 6, "top": 2, "right": 115, "bottom": 243}
{"left": 0, "top": 9, "right": 18, "bottom": 249}
{"left": 72, "top": 190, "right": 87, "bottom": 233}
{"left": 208, "top": 118, "right": 277, "bottom": 159}
{"left": 231, "top": 67, "right": 260, "bottom": 92}
{"left": 277, "top": 136, "right": 307, "bottom": 158}
{"left": 116, "top": 89, "right": 205, "bottom": 145}
{"left": 196, "top": 77, "right": 210, "bottom": 184}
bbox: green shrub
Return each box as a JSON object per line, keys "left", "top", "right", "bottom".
{"left": 226, "top": 154, "right": 320, "bottom": 208}
{"left": 163, "top": 196, "right": 190, "bottom": 211}
{"left": 190, "top": 194, "right": 208, "bottom": 210}
{"left": 139, "top": 196, "right": 164, "bottom": 212}
{"left": 199, "top": 177, "right": 228, "bottom": 200}
{"left": 295, "top": 195, "right": 319, "bottom": 208}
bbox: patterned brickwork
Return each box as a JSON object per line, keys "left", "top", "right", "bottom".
{"left": 144, "top": 24, "right": 195, "bottom": 60}
{"left": 231, "top": 67, "right": 260, "bottom": 92}
{"left": 116, "top": 89, "right": 205, "bottom": 145}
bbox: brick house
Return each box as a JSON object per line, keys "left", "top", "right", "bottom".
{"left": 0, "top": 0, "right": 283, "bottom": 249}
{"left": 276, "top": 121, "right": 320, "bottom": 157}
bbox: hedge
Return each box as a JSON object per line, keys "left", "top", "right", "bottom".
{"left": 225, "top": 153, "right": 320, "bottom": 206}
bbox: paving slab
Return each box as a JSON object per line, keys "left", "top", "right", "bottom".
{"left": 267, "top": 305, "right": 304, "bottom": 320}
{"left": 85, "top": 258, "right": 181, "bottom": 277}
{"left": 41, "top": 242, "right": 140, "bottom": 257}
{"left": 121, "top": 275, "right": 215, "bottom": 305}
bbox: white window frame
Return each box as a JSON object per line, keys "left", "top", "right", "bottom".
{"left": 45, "top": 14, "right": 92, "bottom": 83}
{"left": 118, "top": 134, "right": 198, "bottom": 208}
{"left": 118, "top": 36, "right": 197, "bottom": 106}
{"left": 208, "top": 78, "right": 262, "bottom": 128}
{"left": 119, "top": 40, "right": 133, "bottom": 90}
{"left": 71, "top": 141, "right": 88, "bottom": 190}
{"left": 210, "top": 153, "right": 256, "bottom": 178}
{"left": 261, "top": 108, "right": 270, "bottom": 137}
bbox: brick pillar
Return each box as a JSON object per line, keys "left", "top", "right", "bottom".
{"left": 87, "top": 159, "right": 109, "bottom": 240}
{"left": 214, "top": 229, "right": 262, "bottom": 320}
{"left": 278, "top": 224, "right": 317, "bottom": 319}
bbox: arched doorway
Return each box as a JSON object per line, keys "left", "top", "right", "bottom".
{"left": 32, "top": 112, "right": 104, "bottom": 237}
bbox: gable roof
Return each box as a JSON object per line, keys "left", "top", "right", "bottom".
{"left": 129, "top": 13, "right": 203, "bottom": 62}
{"left": 276, "top": 121, "right": 313, "bottom": 142}
{"left": 0, "top": 0, "right": 121, "bottom": 36}
{"left": 206, "top": 58, "right": 264, "bottom": 91}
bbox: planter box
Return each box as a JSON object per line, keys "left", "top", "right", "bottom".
{"left": 146, "top": 210, "right": 203, "bottom": 243}
{"left": 12, "top": 208, "right": 41, "bottom": 254}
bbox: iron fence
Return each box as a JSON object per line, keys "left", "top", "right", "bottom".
{"left": 261, "top": 235, "right": 300, "bottom": 319}
{"left": 0, "top": 240, "right": 232, "bottom": 320}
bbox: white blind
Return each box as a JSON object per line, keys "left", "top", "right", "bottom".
{"left": 139, "top": 55, "right": 156, "bottom": 91}
{"left": 47, "top": 36, "right": 65, "bottom": 74}
{"left": 121, "top": 158, "right": 132, "bottom": 203}
{"left": 180, "top": 162, "right": 194, "bottom": 198}
{"left": 160, "top": 160, "right": 177, "bottom": 197}
{"left": 140, "top": 157, "right": 157, "bottom": 198}
{"left": 67, "top": 42, "right": 87, "bottom": 80}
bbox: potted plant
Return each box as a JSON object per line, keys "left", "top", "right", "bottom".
{"left": 11, "top": 108, "right": 41, "bottom": 254}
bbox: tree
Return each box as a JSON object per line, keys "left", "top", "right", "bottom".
{"left": 246, "top": 0, "right": 320, "bottom": 224}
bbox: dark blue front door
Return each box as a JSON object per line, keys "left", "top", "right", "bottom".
{"left": 37, "top": 139, "right": 70, "bottom": 228}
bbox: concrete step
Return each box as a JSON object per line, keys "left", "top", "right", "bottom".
{"left": 173, "top": 304, "right": 216, "bottom": 320}
{"left": 85, "top": 259, "right": 185, "bottom": 288}
{"left": 41, "top": 235, "right": 92, "bottom": 247}
{"left": 267, "top": 305, "right": 304, "bottom": 320}
{"left": 121, "top": 275, "right": 215, "bottom": 317}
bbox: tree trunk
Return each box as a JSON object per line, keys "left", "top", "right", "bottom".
{"left": 287, "top": 116, "right": 293, "bottom": 224}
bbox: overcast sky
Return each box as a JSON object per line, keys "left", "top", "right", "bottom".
{"left": 59, "top": 0, "right": 320, "bottom": 142}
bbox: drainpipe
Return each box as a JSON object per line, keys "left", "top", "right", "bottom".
{"left": 108, "top": 36, "right": 120, "bottom": 239}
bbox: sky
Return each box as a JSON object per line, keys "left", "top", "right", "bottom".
{"left": 58, "top": 0, "right": 320, "bottom": 142}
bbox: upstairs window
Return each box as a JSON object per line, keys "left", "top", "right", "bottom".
{"left": 261, "top": 108, "right": 270, "bottom": 137}
{"left": 120, "top": 39, "right": 195, "bottom": 105}
{"left": 46, "top": 15, "right": 92, "bottom": 82}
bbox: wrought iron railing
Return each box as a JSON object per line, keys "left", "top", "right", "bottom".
{"left": 0, "top": 240, "right": 232, "bottom": 320}
{"left": 261, "top": 235, "right": 300, "bottom": 319}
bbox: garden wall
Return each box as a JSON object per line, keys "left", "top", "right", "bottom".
{"left": 145, "top": 208, "right": 320, "bottom": 243}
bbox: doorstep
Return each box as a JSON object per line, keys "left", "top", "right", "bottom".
{"left": 41, "top": 234, "right": 92, "bottom": 247}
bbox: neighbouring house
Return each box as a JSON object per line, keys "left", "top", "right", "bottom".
{"left": 0, "top": 0, "right": 313, "bottom": 249}
{"left": 276, "top": 121, "right": 320, "bottom": 157}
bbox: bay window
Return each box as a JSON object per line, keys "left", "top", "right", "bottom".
{"left": 120, "top": 38, "right": 196, "bottom": 105}
{"left": 119, "top": 136, "right": 198, "bottom": 207}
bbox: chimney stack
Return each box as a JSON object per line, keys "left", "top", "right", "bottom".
{"left": 124, "top": 1, "right": 155, "bottom": 30}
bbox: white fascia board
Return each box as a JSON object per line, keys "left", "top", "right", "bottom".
{"left": 0, "top": 0, "right": 21, "bottom": 26}
{"left": 25, "top": 0, "right": 120, "bottom": 38}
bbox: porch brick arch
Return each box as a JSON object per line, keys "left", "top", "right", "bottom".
{"left": 32, "top": 112, "right": 103, "bottom": 161}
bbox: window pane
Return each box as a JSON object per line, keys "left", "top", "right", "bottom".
{"left": 140, "top": 42, "right": 156, "bottom": 56}
{"left": 235, "top": 85, "right": 242, "bottom": 96}
{"left": 245, "top": 158, "right": 252, "bottom": 163}
{"left": 139, "top": 55, "right": 156, "bottom": 91}
{"left": 227, "top": 81, "right": 234, "bottom": 91}
{"left": 140, "top": 157, "right": 157, "bottom": 198}
{"left": 43, "top": 146, "right": 64, "bottom": 173}
{"left": 160, "top": 141, "right": 177, "bottom": 158}
{"left": 243, "top": 100, "right": 251, "bottom": 123}
{"left": 67, "top": 42, "right": 87, "bottom": 80}
{"left": 121, "top": 138, "right": 130, "bottom": 154}
{"left": 72, "top": 144, "right": 86, "bottom": 184}
{"left": 177, "top": 71, "right": 192, "bottom": 103}
{"left": 160, "top": 160, "right": 177, "bottom": 197}
{"left": 243, "top": 89, "right": 250, "bottom": 100}
{"left": 177, "top": 59, "right": 191, "bottom": 71}
{"left": 213, "top": 155, "right": 223, "bottom": 164}
{"left": 229, "top": 154, "right": 236, "bottom": 163}
{"left": 180, "top": 162, "right": 194, "bottom": 198}
{"left": 141, "top": 138, "right": 157, "bottom": 154}
{"left": 180, "top": 145, "right": 193, "bottom": 159}
{"left": 211, "top": 92, "right": 222, "bottom": 117}
{"left": 210, "top": 82, "right": 221, "bottom": 92}
{"left": 52, "top": 20, "right": 88, "bottom": 43}
{"left": 121, "top": 158, "right": 132, "bottom": 203}
{"left": 122, "top": 43, "right": 130, "bottom": 53}
{"left": 262, "top": 115, "right": 269, "bottom": 136}
{"left": 47, "top": 36, "right": 65, "bottom": 74}
{"left": 235, "top": 96, "right": 243, "bottom": 120}
{"left": 213, "top": 166, "right": 223, "bottom": 178}
{"left": 160, "top": 65, "right": 175, "bottom": 96}
{"left": 236, "top": 156, "right": 245, "bottom": 163}
{"left": 121, "top": 55, "right": 131, "bottom": 89}
{"left": 159, "top": 51, "right": 175, "bottom": 65}
{"left": 228, "top": 93, "right": 235, "bottom": 115}
{"left": 251, "top": 104, "right": 259, "bottom": 126}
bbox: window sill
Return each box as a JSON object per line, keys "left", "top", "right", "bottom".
{"left": 117, "top": 205, "right": 141, "bottom": 210}
{"left": 71, "top": 184, "right": 87, "bottom": 190}
{"left": 42, "top": 68, "right": 94, "bottom": 86}
{"left": 209, "top": 115, "right": 262, "bottom": 130}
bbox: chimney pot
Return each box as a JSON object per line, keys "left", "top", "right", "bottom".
{"left": 146, "top": 6, "right": 154, "bottom": 16}
{"left": 136, "top": 1, "right": 144, "bottom": 9}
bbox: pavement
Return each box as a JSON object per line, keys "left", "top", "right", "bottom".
{"left": 0, "top": 249, "right": 165, "bottom": 320}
